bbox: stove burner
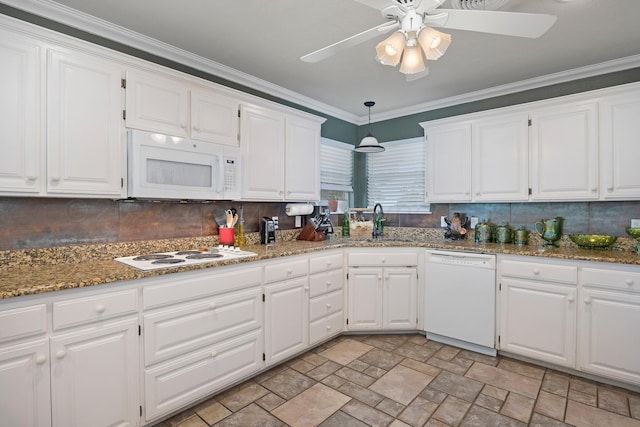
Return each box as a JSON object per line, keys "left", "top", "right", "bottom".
{"left": 186, "top": 253, "right": 224, "bottom": 259}
{"left": 133, "top": 254, "right": 174, "bottom": 261}
{"left": 151, "top": 258, "right": 185, "bottom": 265}
{"left": 174, "top": 251, "right": 202, "bottom": 256}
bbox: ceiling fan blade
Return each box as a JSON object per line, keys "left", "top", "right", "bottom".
{"left": 414, "top": 0, "right": 447, "bottom": 14}
{"left": 430, "top": 9, "right": 557, "bottom": 38}
{"left": 352, "top": 0, "right": 395, "bottom": 12}
{"left": 300, "top": 21, "right": 399, "bottom": 63}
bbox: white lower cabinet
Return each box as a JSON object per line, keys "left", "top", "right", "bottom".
{"left": 347, "top": 249, "right": 419, "bottom": 331}
{"left": 578, "top": 266, "right": 640, "bottom": 386}
{"left": 0, "top": 339, "right": 51, "bottom": 427}
{"left": 144, "top": 329, "right": 263, "bottom": 420}
{"left": 499, "top": 278, "right": 577, "bottom": 367}
{"left": 50, "top": 317, "right": 139, "bottom": 427}
{"left": 264, "top": 277, "right": 309, "bottom": 365}
{"left": 308, "top": 251, "right": 344, "bottom": 345}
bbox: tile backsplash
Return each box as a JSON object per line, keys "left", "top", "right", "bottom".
{"left": 1, "top": 197, "right": 638, "bottom": 250}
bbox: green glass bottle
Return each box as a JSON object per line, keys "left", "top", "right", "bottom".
{"left": 342, "top": 211, "right": 350, "bottom": 237}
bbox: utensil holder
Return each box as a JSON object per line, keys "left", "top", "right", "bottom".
{"left": 219, "top": 227, "right": 235, "bottom": 245}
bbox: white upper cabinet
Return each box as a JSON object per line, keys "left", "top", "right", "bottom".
{"left": 425, "top": 121, "right": 472, "bottom": 202}
{"left": 190, "top": 87, "right": 239, "bottom": 146}
{"left": 598, "top": 87, "right": 640, "bottom": 200}
{"left": 240, "top": 104, "right": 285, "bottom": 200}
{"left": 284, "top": 115, "right": 321, "bottom": 201}
{"left": 529, "top": 101, "right": 598, "bottom": 201}
{"left": 0, "top": 30, "right": 42, "bottom": 195}
{"left": 472, "top": 113, "right": 529, "bottom": 201}
{"left": 240, "top": 104, "right": 323, "bottom": 201}
{"left": 47, "top": 48, "right": 125, "bottom": 197}
{"left": 125, "top": 68, "right": 189, "bottom": 137}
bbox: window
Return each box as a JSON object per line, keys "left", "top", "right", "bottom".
{"left": 366, "top": 137, "right": 430, "bottom": 213}
{"left": 319, "top": 138, "right": 354, "bottom": 205}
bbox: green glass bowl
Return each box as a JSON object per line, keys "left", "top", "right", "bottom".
{"left": 569, "top": 234, "right": 617, "bottom": 248}
{"left": 627, "top": 227, "right": 640, "bottom": 238}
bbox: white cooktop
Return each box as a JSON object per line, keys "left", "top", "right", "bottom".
{"left": 115, "top": 247, "right": 258, "bottom": 271}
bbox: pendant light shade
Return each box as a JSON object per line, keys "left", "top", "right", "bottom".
{"left": 355, "top": 101, "right": 385, "bottom": 153}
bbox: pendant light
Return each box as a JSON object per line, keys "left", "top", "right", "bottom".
{"left": 355, "top": 101, "right": 385, "bottom": 153}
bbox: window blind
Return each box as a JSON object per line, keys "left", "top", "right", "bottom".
{"left": 320, "top": 138, "right": 353, "bottom": 192}
{"left": 367, "top": 137, "right": 431, "bottom": 213}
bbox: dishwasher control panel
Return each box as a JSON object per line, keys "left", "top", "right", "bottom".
{"left": 425, "top": 250, "right": 496, "bottom": 269}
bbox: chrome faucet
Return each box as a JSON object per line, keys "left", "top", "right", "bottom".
{"left": 372, "top": 203, "right": 385, "bottom": 239}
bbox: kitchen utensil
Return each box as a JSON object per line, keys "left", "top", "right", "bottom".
{"left": 569, "top": 234, "right": 617, "bottom": 249}
{"left": 225, "top": 209, "right": 234, "bottom": 228}
{"left": 535, "top": 217, "right": 563, "bottom": 246}
{"left": 214, "top": 208, "right": 227, "bottom": 229}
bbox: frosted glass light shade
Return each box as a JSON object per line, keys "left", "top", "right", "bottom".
{"left": 417, "top": 27, "right": 451, "bottom": 60}
{"left": 375, "top": 31, "right": 406, "bottom": 66}
{"left": 355, "top": 135, "right": 385, "bottom": 153}
{"left": 399, "top": 45, "right": 426, "bottom": 74}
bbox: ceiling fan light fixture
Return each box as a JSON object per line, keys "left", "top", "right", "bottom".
{"left": 399, "top": 45, "right": 426, "bottom": 74}
{"left": 355, "top": 101, "right": 385, "bottom": 153}
{"left": 375, "top": 31, "right": 406, "bottom": 66}
{"left": 417, "top": 27, "right": 451, "bottom": 60}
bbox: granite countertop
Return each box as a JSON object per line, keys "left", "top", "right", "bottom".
{"left": 1, "top": 228, "right": 638, "bottom": 300}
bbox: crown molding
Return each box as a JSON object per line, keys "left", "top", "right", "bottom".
{"left": 1, "top": 0, "right": 360, "bottom": 123}
{"left": 2, "top": 0, "right": 639, "bottom": 126}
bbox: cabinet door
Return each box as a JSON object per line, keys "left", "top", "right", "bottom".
{"left": 125, "top": 69, "right": 189, "bottom": 137}
{"left": 472, "top": 114, "right": 529, "bottom": 201}
{"left": 264, "top": 277, "right": 308, "bottom": 365}
{"left": 599, "top": 89, "right": 640, "bottom": 200}
{"left": 50, "top": 317, "right": 139, "bottom": 427}
{"left": 347, "top": 267, "right": 382, "bottom": 329}
{"left": 530, "top": 102, "right": 598, "bottom": 200}
{"left": 284, "top": 116, "right": 320, "bottom": 200}
{"left": 191, "top": 88, "right": 239, "bottom": 146}
{"left": 0, "top": 339, "right": 51, "bottom": 427}
{"left": 0, "top": 31, "right": 42, "bottom": 195}
{"left": 47, "top": 49, "right": 124, "bottom": 197}
{"left": 383, "top": 267, "right": 418, "bottom": 329}
{"left": 240, "top": 104, "right": 285, "bottom": 200}
{"left": 499, "top": 278, "right": 576, "bottom": 367}
{"left": 579, "top": 288, "right": 640, "bottom": 385}
{"left": 425, "top": 122, "right": 472, "bottom": 202}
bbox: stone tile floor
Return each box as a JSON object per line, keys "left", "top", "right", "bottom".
{"left": 154, "top": 334, "right": 640, "bottom": 427}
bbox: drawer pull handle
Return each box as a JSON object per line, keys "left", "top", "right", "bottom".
{"left": 625, "top": 279, "right": 634, "bottom": 286}
{"left": 36, "top": 355, "right": 47, "bottom": 365}
{"left": 326, "top": 262, "right": 332, "bottom": 267}
{"left": 326, "top": 325, "right": 331, "bottom": 330}
{"left": 567, "top": 296, "right": 574, "bottom": 303}
{"left": 211, "top": 350, "right": 218, "bottom": 358}
{"left": 533, "top": 269, "right": 540, "bottom": 275}
{"left": 287, "top": 269, "right": 293, "bottom": 275}
{"left": 584, "top": 297, "right": 592, "bottom": 304}
{"left": 326, "top": 303, "right": 332, "bottom": 309}
{"left": 326, "top": 281, "right": 331, "bottom": 286}
{"left": 56, "top": 350, "right": 66, "bottom": 360}
{"left": 209, "top": 303, "right": 217, "bottom": 310}
{"left": 95, "top": 304, "right": 106, "bottom": 314}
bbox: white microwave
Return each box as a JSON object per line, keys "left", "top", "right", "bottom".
{"left": 127, "top": 130, "right": 240, "bottom": 200}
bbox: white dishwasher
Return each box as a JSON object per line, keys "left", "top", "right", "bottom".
{"left": 425, "top": 249, "right": 497, "bottom": 356}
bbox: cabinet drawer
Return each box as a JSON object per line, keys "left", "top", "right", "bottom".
{"left": 582, "top": 267, "right": 640, "bottom": 292}
{"left": 309, "top": 252, "right": 343, "bottom": 274}
{"left": 309, "top": 289, "right": 343, "bottom": 322}
{"left": 143, "top": 267, "right": 261, "bottom": 310}
{"left": 264, "top": 258, "right": 308, "bottom": 283}
{"left": 143, "top": 286, "right": 262, "bottom": 365}
{"left": 144, "top": 329, "right": 262, "bottom": 421}
{"left": 500, "top": 260, "right": 577, "bottom": 284}
{"left": 348, "top": 251, "right": 418, "bottom": 267}
{"left": 309, "top": 269, "right": 343, "bottom": 297}
{"left": 0, "top": 304, "right": 47, "bottom": 343}
{"left": 309, "top": 311, "right": 343, "bottom": 345}
{"left": 53, "top": 289, "right": 138, "bottom": 330}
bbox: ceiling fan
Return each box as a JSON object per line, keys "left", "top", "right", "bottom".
{"left": 300, "top": 0, "right": 557, "bottom": 79}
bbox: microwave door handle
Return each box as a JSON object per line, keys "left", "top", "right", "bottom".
{"left": 217, "top": 155, "right": 224, "bottom": 195}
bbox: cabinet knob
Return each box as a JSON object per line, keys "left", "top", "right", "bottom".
{"left": 326, "top": 261, "right": 332, "bottom": 267}
{"left": 193, "top": 126, "right": 200, "bottom": 132}
{"left": 26, "top": 175, "right": 37, "bottom": 183}
{"left": 36, "top": 355, "right": 47, "bottom": 365}
{"left": 591, "top": 187, "right": 597, "bottom": 193}
{"left": 326, "top": 303, "right": 332, "bottom": 309}
{"left": 95, "top": 304, "right": 106, "bottom": 314}
{"left": 55, "top": 349, "right": 67, "bottom": 360}
{"left": 304, "top": 286, "right": 309, "bottom": 291}
{"left": 211, "top": 350, "right": 218, "bottom": 358}
{"left": 287, "top": 269, "right": 293, "bottom": 275}
{"left": 584, "top": 297, "right": 592, "bottom": 304}
{"left": 567, "top": 296, "right": 574, "bottom": 303}
{"left": 533, "top": 269, "right": 540, "bottom": 275}
{"left": 625, "top": 279, "right": 634, "bottom": 286}
{"left": 326, "top": 325, "right": 331, "bottom": 330}
{"left": 378, "top": 273, "right": 383, "bottom": 280}
{"left": 607, "top": 187, "right": 614, "bottom": 193}
{"left": 50, "top": 177, "right": 60, "bottom": 183}
{"left": 209, "top": 302, "right": 217, "bottom": 310}
{"left": 476, "top": 192, "right": 480, "bottom": 196}
{"left": 381, "top": 258, "right": 386, "bottom": 263}
{"left": 326, "top": 281, "right": 331, "bottom": 286}
{"left": 180, "top": 123, "right": 187, "bottom": 129}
